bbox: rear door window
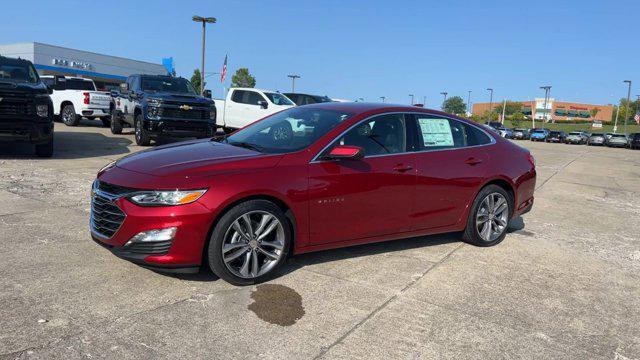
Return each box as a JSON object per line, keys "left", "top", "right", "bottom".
{"left": 414, "top": 115, "right": 492, "bottom": 150}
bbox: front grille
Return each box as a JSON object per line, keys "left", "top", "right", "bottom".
{"left": 124, "top": 240, "right": 172, "bottom": 255}
{"left": 91, "top": 183, "right": 127, "bottom": 238}
{"left": 97, "top": 180, "right": 138, "bottom": 196}
{"left": 159, "top": 107, "right": 209, "bottom": 120}
{"left": 0, "top": 97, "right": 33, "bottom": 117}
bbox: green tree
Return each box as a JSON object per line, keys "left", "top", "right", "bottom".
{"left": 442, "top": 96, "right": 466, "bottom": 115}
{"left": 510, "top": 112, "right": 526, "bottom": 127}
{"left": 502, "top": 101, "right": 524, "bottom": 116}
{"left": 590, "top": 107, "right": 600, "bottom": 120}
{"left": 231, "top": 68, "right": 256, "bottom": 88}
{"left": 190, "top": 68, "right": 205, "bottom": 93}
{"left": 469, "top": 114, "right": 482, "bottom": 123}
{"left": 615, "top": 98, "right": 640, "bottom": 124}
{"left": 483, "top": 110, "right": 499, "bottom": 122}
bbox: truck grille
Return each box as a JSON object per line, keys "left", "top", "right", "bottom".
{"left": 0, "top": 96, "right": 33, "bottom": 117}
{"left": 91, "top": 181, "right": 128, "bottom": 238}
{"left": 159, "top": 108, "right": 209, "bottom": 120}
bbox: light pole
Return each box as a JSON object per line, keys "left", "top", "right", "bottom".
{"left": 623, "top": 80, "right": 632, "bottom": 134}
{"left": 409, "top": 94, "right": 414, "bottom": 105}
{"left": 487, "top": 88, "right": 493, "bottom": 122}
{"left": 540, "top": 86, "right": 551, "bottom": 127}
{"left": 440, "top": 92, "right": 448, "bottom": 110}
{"left": 287, "top": 74, "right": 300, "bottom": 93}
{"left": 380, "top": 96, "right": 386, "bottom": 103}
{"left": 467, "top": 90, "right": 472, "bottom": 116}
{"left": 192, "top": 16, "right": 217, "bottom": 95}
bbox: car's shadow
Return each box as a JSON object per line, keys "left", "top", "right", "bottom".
{"left": 170, "top": 216, "right": 527, "bottom": 283}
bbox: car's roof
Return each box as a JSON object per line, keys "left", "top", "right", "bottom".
{"left": 0, "top": 56, "right": 33, "bottom": 65}
{"left": 40, "top": 75, "right": 91, "bottom": 81}
{"left": 297, "top": 101, "right": 459, "bottom": 117}
{"left": 231, "top": 87, "right": 283, "bottom": 93}
{"left": 283, "top": 92, "right": 329, "bottom": 97}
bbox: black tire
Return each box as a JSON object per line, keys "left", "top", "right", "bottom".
{"left": 462, "top": 184, "right": 513, "bottom": 247}
{"left": 61, "top": 104, "right": 80, "bottom": 126}
{"left": 110, "top": 112, "right": 123, "bottom": 134}
{"left": 101, "top": 117, "right": 111, "bottom": 128}
{"left": 134, "top": 113, "right": 151, "bottom": 146}
{"left": 35, "top": 136, "right": 54, "bottom": 158}
{"left": 207, "top": 200, "right": 292, "bottom": 286}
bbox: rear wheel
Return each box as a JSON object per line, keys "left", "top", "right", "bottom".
{"left": 110, "top": 111, "right": 123, "bottom": 134}
{"left": 462, "top": 185, "right": 512, "bottom": 247}
{"left": 134, "top": 113, "right": 151, "bottom": 146}
{"left": 61, "top": 104, "right": 79, "bottom": 126}
{"left": 208, "top": 200, "right": 291, "bottom": 286}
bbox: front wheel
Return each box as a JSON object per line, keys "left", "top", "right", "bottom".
{"left": 61, "top": 104, "right": 79, "bottom": 126}
{"left": 208, "top": 200, "right": 291, "bottom": 286}
{"left": 134, "top": 114, "right": 151, "bottom": 146}
{"left": 462, "top": 185, "right": 512, "bottom": 247}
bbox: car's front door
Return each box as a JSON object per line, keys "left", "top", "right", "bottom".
{"left": 308, "top": 113, "right": 417, "bottom": 245}
{"left": 411, "top": 114, "right": 493, "bottom": 230}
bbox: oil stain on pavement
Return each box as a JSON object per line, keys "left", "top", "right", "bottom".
{"left": 248, "top": 284, "right": 305, "bottom": 326}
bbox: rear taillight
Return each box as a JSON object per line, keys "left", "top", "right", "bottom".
{"left": 83, "top": 92, "right": 90, "bottom": 105}
{"left": 527, "top": 153, "right": 535, "bottom": 167}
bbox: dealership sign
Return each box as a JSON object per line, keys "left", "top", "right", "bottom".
{"left": 51, "top": 58, "right": 94, "bottom": 71}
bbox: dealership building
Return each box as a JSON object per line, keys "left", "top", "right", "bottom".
{"left": 472, "top": 99, "right": 614, "bottom": 122}
{"left": 0, "top": 42, "right": 169, "bottom": 90}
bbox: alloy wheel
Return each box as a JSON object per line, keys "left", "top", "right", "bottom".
{"left": 475, "top": 193, "right": 509, "bottom": 242}
{"left": 135, "top": 119, "right": 141, "bottom": 141}
{"left": 221, "top": 210, "right": 285, "bottom": 279}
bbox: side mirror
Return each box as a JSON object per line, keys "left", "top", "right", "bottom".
{"left": 257, "top": 100, "right": 268, "bottom": 109}
{"left": 203, "top": 90, "right": 212, "bottom": 99}
{"left": 325, "top": 145, "right": 364, "bottom": 160}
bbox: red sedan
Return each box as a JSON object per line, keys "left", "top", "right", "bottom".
{"left": 91, "top": 103, "right": 536, "bottom": 285}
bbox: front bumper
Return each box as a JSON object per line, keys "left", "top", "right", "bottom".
{"left": 0, "top": 120, "right": 53, "bottom": 144}
{"left": 607, "top": 142, "right": 628, "bottom": 147}
{"left": 90, "top": 186, "right": 215, "bottom": 272}
{"left": 143, "top": 118, "right": 216, "bottom": 138}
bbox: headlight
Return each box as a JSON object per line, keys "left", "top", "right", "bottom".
{"left": 147, "top": 98, "right": 162, "bottom": 106}
{"left": 128, "top": 189, "right": 207, "bottom": 206}
{"left": 36, "top": 104, "right": 48, "bottom": 117}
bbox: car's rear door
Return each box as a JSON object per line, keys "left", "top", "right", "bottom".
{"left": 308, "top": 113, "right": 417, "bottom": 245}
{"left": 410, "top": 114, "right": 493, "bottom": 231}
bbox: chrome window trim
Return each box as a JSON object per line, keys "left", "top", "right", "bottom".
{"left": 310, "top": 111, "right": 497, "bottom": 163}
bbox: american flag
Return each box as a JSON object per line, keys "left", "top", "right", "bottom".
{"left": 220, "top": 55, "right": 227, "bottom": 84}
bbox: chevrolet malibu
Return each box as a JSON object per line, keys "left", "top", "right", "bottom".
{"left": 91, "top": 103, "right": 536, "bottom": 285}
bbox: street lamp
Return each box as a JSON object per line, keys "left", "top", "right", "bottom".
{"left": 467, "top": 90, "right": 472, "bottom": 116}
{"left": 623, "top": 80, "right": 632, "bottom": 134}
{"left": 380, "top": 96, "right": 386, "bottom": 103}
{"left": 192, "top": 15, "right": 217, "bottom": 95}
{"left": 540, "top": 86, "right": 552, "bottom": 127}
{"left": 409, "top": 94, "right": 414, "bottom": 105}
{"left": 487, "top": 88, "right": 494, "bottom": 122}
{"left": 287, "top": 74, "right": 300, "bottom": 93}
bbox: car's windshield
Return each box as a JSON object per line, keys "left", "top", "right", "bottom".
{"left": 611, "top": 134, "right": 627, "bottom": 138}
{"left": 313, "top": 95, "right": 334, "bottom": 103}
{"left": 533, "top": 130, "right": 545, "bottom": 134}
{"left": 226, "top": 107, "right": 354, "bottom": 154}
{"left": 264, "top": 92, "right": 294, "bottom": 106}
{"left": 0, "top": 60, "right": 39, "bottom": 83}
{"left": 591, "top": 133, "right": 603, "bottom": 136}
{"left": 569, "top": 132, "right": 582, "bottom": 135}
{"left": 141, "top": 77, "right": 197, "bottom": 94}
{"left": 549, "top": 132, "right": 561, "bottom": 135}
{"left": 65, "top": 79, "right": 96, "bottom": 91}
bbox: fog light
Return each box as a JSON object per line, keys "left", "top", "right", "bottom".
{"left": 36, "top": 104, "right": 48, "bottom": 117}
{"left": 125, "top": 227, "right": 176, "bottom": 246}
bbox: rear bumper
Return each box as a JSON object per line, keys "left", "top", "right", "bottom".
{"left": 144, "top": 118, "right": 216, "bottom": 138}
{"left": 0, "top": 120, "right": 53, "bottom": 144}
{"left": 81, "top": 108, "right": 110, "bottom": 117}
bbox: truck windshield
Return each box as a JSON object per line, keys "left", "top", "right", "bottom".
{"left": 141, "top": 77, "right": 197, "bottom": 94}
{"left": 264, "top": 92, "right": 294, "bottom": 106}
{"left": 0, "top": 60, "right": 39, "bottom": 84}
{"left": 226, "top": 107, "right": 354, "bottom": 154}
{"left": 65, "top": 79, "right": 96, "bottom": 91}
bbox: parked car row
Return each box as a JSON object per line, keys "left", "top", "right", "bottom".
{"left": 484, "top": 122, "right": 639, "bottom": 150}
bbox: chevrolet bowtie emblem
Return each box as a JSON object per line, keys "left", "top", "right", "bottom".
{"left": 179, "top": 105, "right": 192, "bottom": 111}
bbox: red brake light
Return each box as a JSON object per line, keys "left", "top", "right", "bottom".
{"left": 83, "top": 92, "right": 90, "bottom": 105}
{"left": 526, "top": 153, "right": 535, "bottom": 167}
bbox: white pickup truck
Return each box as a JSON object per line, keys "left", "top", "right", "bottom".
{"left": 41, "top": 75, "right": 112, "bottom": 127}
{"left": 215, "top": 87, "right": 295, "bottom": 131}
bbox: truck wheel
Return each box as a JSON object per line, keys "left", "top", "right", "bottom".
{"left": 110, "top": 112, "right": 123, "bottom": 134}
{"left": 35, "top": 137, "right": 54, "bottom": 158}
{"left": 134, "top": 114, "right": 151, "bottom": 146}
{"left": 61, "top": 104, "right": 80, "bottom": 126}
{"left": 101, "top": 117, "right": 111, "bottom": 128}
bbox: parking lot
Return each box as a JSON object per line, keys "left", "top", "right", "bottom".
{"left": 1, "top": 121, "right": 639, "bottom": 359}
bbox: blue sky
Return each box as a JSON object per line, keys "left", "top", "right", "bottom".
{"left": 1, "top": 0, "right": 638, "bottom": 106}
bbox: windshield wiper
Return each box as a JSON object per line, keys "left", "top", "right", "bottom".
{"left": 228, "top": 141, "right": 264, "bottom": 152}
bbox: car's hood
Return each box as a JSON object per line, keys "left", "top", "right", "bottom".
{"left": 116, "top": 139, "right": 282, "bottom": 177}
{"left": 0, "top": 81, "right": 48, "bottom": 95}
{"left": 144, "top": 91, "right": 213, "bottom": 104}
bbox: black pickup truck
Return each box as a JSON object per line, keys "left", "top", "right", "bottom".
{"left": 111, "top": 74, "right": 216, "bottom": 146}
{"left": 0, "top": 56, "right": 54, "bottom": 157}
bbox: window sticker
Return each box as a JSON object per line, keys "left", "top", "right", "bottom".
{"left": 418, "top": 118, "right": 454, "bottom": 147}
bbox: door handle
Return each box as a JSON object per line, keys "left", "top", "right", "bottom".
{"left": 393, "top": 164, "right": 413, "bottom": 172}
{"left": 464, "top": 157, "right": 483, "bottom": 166}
